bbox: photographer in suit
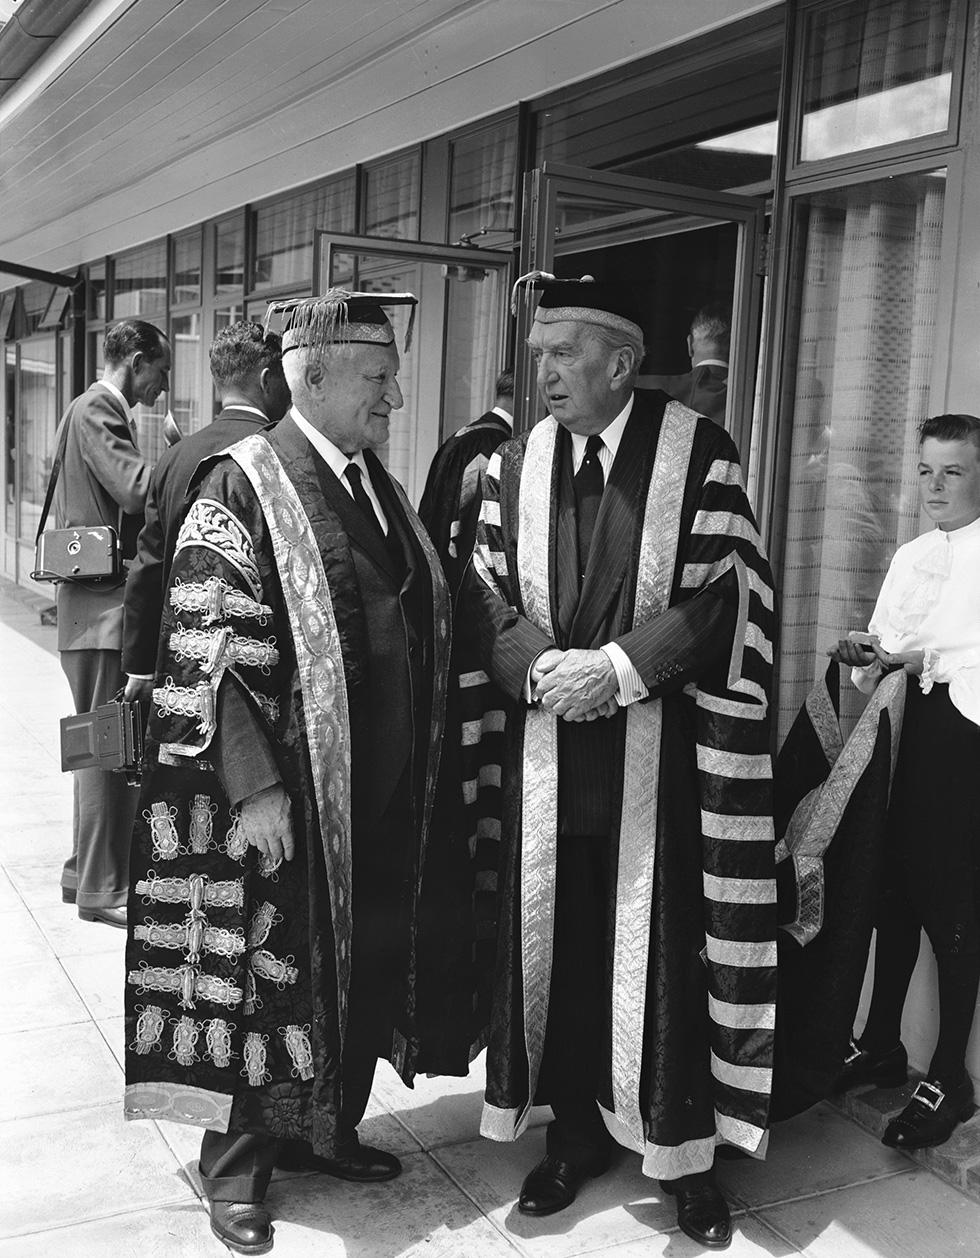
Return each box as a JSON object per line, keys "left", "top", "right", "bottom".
{"left": 54, "top": 319, "right": 170, "bottom": 928}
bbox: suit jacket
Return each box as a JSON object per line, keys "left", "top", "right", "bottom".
{"left": 467, "top": 389, "right": 737, "bottom": 833}
{"left": 122, "top": 407, "right": 272, "bottom": 676}
{"left": 640, "top": 363, "right": 728, "bottom": 422}
{"left": 208, "top": 416, "right": 435, "bottom": 829}
{"left": 53, "top": 382, "right": 151, "bottom": 652}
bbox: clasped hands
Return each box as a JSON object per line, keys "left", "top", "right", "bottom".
{"left": 827, "top": 634, "right": 925, "bottom": 676}
{"left": 531, "top": 647, "right": 619, "bottom": 722}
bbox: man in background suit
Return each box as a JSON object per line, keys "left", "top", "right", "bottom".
{"left": 54, "top": 318, "right": 170, "bottom": 927}
{"left": 122, "top": 320, "right": 291, "bottom": 692}
{"left": 464, "top": 277, "right": 776, "bottom": 1250}
{"left": 639, "top": 301, "right": 730, "bottom": 423}
{"left": 124, "top": 292, "right": 465, "bottom": 1255}
{"left": 418, "top": 367, "right": 513, "bottom": 595}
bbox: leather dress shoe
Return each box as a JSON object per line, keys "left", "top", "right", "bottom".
{"left": 518, "top": 1152, "right": 609, "bottom": 1216}
{"left": 275, "top": 1140, "right": 401, "bottom": 1182}
{"left": 834, "top": 1039, "right": 907, "bottom": 1093}
{"left": 208, "top": 1200, "right": 274, "bottom": 1255}
{"left": 661, "top": 1174, "right": 732, "bottom": 1250}
{"left": 882, "top": 1075, "right": 975, "bottom": 1150}
{"left": 78, "top": 905, "right": 127, "bottom": 929}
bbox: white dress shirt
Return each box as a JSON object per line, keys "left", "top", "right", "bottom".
{"left": 490, "top": 405, "right": 513, "bottom": 428}
{"left": 97, "top": 378, "right": 137, "bottom": 443}
{"left": 290, "top": 407, "right": 389, "bottom": 535}
{"left": 851, "top": 514, "right": 980, "bottom": 726}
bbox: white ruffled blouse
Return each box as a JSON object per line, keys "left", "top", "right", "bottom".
{"left": 851, "top": 514, "right": 980, "bottom": 727}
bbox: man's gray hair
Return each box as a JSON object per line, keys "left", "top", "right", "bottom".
{"left": 587, "top": 322, "right": 645, "bottom": 376}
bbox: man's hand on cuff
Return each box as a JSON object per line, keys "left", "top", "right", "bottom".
{"left": 238, "top": 783, "right": 295, "bottom": 864}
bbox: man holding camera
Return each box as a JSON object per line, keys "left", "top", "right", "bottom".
{"left": 54, "top": 318, "right": 170, "bottom": 927}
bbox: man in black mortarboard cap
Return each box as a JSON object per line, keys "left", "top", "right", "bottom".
{"left": 122, "top": 290, "right": 470, "bottom": 1255}
{"left": 460, "top": 273, "right": 778, "bottom": 1249}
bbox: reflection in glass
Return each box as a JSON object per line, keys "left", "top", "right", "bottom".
{"left": 449, "top": 122, "right": 517, "bottom": 250}
{"left": 171, "top": 313, "right": 202, "bottom": 441}
{"left": 87, "top": 262, "right": 107, "bottom": 321}
{"left": 800, "top": 0, "right": 958, "bottom": 162}
{"left": 774, "top": 170, "right": 946, "bottom": 739}
{"left": 252, "top": 176, "right": 356, "bottom": 292}
{"left": 114, "top": 242, "right": 167, "bottom": 319}
{"left": 215, "top": 217, "right": 245, "bottom": 298}
{"left": 363, "top": 153, "right": 420, "bottom": 240}
{"left": 17, "top": 337, "right": 57, "bottom": 542}
{"left": 172, "top": 230, "right": 202, "bottom": 306}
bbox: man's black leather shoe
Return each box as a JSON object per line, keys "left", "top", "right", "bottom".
{"left": 834, "top": 1039, "right": 907, "bottom": 1093}
{"left": 661, "top": 1174, "right": 732, "bottom": 1250}
{"left": 208, "top": 1200, "right": 274, "bottom": 1255}
{"left": 78, "top": 905, "right": 127, "bottom": 929}
{"left": 517, "top": 1153, "right": 609, "bottom": 1216}
{"left": 276, "top": 1140, "right": 401, "bottom": 1182}
{"left": 882, "top": 1075, "right": 974, "bottom": 1149}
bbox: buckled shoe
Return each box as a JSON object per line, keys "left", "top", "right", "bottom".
{"left": 834, "top": 1038, "right": 908, "bottom": 1092}
{"left": 518, "top": 1152, "right": 609, "bottom": 1216}
{"left": 208, "top": 1200, "right": 274, "bottom": 1255}
{"left": 882, "top": 1075, "right": 975, "bottom": 1150}
{"left": 660, "top": 1174, "right": 732, "bottom": 1250}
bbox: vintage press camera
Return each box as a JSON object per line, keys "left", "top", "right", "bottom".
{"left": 60, "top": 699, "right": 144, "bottom": 786}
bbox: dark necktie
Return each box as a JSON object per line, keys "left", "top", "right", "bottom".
{"left": 574, "top": 433, "right": 604, "bottom": 581}
{"left": 344, "top": 462, "right": 386, "bottom": 540}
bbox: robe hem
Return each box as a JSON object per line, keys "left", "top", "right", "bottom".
{"left": 124, "top": 1081, "right": 232, "bottom": 1131}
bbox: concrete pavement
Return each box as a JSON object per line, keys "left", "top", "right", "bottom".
{"left": 1, "top": 578, "right": 979, "bottom": 1257}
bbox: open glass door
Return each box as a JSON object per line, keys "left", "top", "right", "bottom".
{"left": 515, "top": 163, "right": 767, "bottom": 478}
{"left": 313, "top": 233, "right": 512, "bottom": 505}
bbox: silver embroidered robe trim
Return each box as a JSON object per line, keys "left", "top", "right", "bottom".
{"left": 229, "top": 434, "right": 354, "bottom": 1038}
{"left": 777, "top": 669, "right": 906, "bottom": 945}
{"left": 175, "top": 497, "right": 263, "bottom": 598}
{"left": 169, "top": 575, "right": 272, "bottom": 625}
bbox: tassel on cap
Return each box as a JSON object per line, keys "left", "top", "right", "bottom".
{"left": 266, "top": 289, "right": 418, "bottom": 355}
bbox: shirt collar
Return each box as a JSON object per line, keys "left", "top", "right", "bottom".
{"left": 290, "top": 406, "right": 370, "bottom": 481}
{"left": 937, "top": 513, "right": 980, "bottom": 542}
{"left": 491, "top": 405, "right": 513, "bottom": 428}
{"left": 96, "top": 378, "right": 134, "bottom": 426}
{"left": 221, "top": 403, "right": 268, "bottom": 421}
{"left": 568, "top": 393, "right": 634, "bottom": 461}
{"left": 693, "top": 358, "right": 729, "bottom": 370}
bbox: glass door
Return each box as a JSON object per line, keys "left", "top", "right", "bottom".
{"left": 515, "top": 162, "right": 767, "bottom": 479}
{"left": 313, "top": 233, "right": 512, "bottom": 505}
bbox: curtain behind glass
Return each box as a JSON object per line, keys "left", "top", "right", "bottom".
{"left": 775, "top": 170, "right": 945, "bottom": 739}
{"left": 17, "top": 337, "right": 57, "bottom": 543}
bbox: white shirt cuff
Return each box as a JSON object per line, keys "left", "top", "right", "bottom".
{"left": 127, "top": 673, "right": 154, "bottom": 681}
{"left": 601, "top": 642, "right": 648, "bottom": 706}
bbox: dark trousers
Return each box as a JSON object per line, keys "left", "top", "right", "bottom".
{"left": 860, "top": 685, "right": 980, "bottom": 1088}
{"left": 536, "top": 836, "right": 614, "bottom": 1167}
{"left": 60, "top": 647, "right": 138, "bottom": 908}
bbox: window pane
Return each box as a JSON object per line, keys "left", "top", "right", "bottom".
{"left": 215, "top": 217, "right": 245, "bottom": 298}
{"left": 87, "top": 263, "right": 106, "bottom": 321}
{"left": 536, "top": 39, "right": 781, "bottom": 191}
{"left": 362, "top": 153, "right": 420, "bottom": 240}
{"left": 171, "top": 312, "right": 202, "bottom": 438}
{"left": 252, "top": 176, "right": 356, "bottom": 292}
{"left": 114, "top": 242, "right": 167, "bottom": 318}
{"left": 17, "top": 337, "right": 57, "bottom": 543}
{"left": 172, "top": 230, "right": 201, "bottom": 306}
{"left": 449, "top": 122, "right": 517, "bottom": 249}
{"left": 773, "top": 169, "right": 946, "bottom": 740}
{"left": 214, "top": 306, "right": 245, "bottom": 335}
{"left": 800, "top": 0, "right": 959, "bottom": 163}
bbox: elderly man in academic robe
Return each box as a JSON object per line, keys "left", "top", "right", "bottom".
{"left": 462, "top": 277, "right": 777, "bottom": 1250}
{"left": 123, "top": 292, "right": 465, "bottom": 1256}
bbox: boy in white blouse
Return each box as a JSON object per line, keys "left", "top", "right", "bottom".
{"left": 829, "top": 413, "right": 980, "bottom": 1149}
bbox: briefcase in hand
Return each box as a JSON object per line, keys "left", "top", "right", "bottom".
{"left": 60, "top": 700, "right": 144, "bottom": 785}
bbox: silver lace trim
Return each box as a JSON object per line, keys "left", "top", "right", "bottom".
{"left": 170, "top": 575, "right": 271, "bottom": 626}
{"left": 127, "top": 961, "right": 243, "bottom": 1010}
{"left": 175, "top": 498, "right": 262, "bottom": 599}
{"left": 130, "top": 1004, "right": 166, "bottom": 1055}
{"left": 280, "top": 1023, "right": 314, "bottom": 1080}
{"left": 171, "top": 625, "right": 279, "bottom": 676}
{"left": 134, "top": 871, "right": 244, "bottom": 910}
